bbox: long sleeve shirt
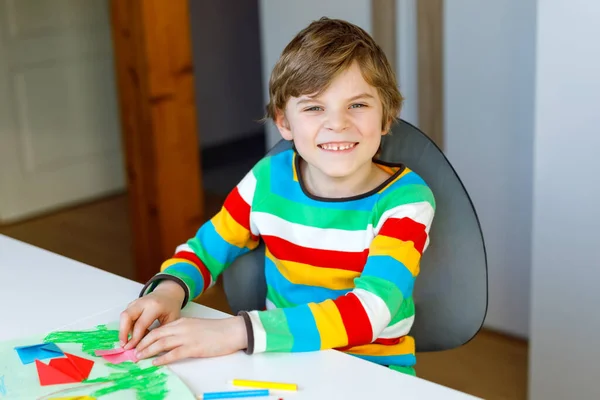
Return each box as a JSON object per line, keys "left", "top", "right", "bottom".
{"left": 140, "top": 148, "right": 435, "bottom": 371}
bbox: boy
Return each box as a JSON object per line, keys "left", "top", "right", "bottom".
{"left": 119, "top": 17, "right": 435, "bottom": 377}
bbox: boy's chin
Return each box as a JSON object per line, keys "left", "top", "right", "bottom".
{"left": 316, "top": 163, "right": 365, "bottom": 179}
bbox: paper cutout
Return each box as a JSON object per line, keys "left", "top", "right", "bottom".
{"left": 0, "top": 322, "right": 197, "bottom": 399}
{"left": 35, "top": 353, "right": 95, "bottom": 386}
{"left": 14, "top": 342, "right": 64, "bottom": 364}
{"left": 94, "top": 347, "right": 138, "bottom": 364}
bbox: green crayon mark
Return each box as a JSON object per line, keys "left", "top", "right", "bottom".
{"left": 42, "top": 325, "right": 171, "bottom": 399}
{"left": 85, "top": 363, "right": 169, "bottom": 400}
{"left": 43, "top": 324, "right": 120, "bottom": 356}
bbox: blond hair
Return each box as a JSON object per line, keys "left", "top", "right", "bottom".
{"left": 265, "top": 17, "right": 403, "bottom": 130}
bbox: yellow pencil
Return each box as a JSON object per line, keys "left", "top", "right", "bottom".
{"left": 232, "top": 379, "right": 298, "bottom": 391}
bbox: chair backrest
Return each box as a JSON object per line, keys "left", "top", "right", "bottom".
{"left": 222, "top": 119, "right": 488, "bottom": 352}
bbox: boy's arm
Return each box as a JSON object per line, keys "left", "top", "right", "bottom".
{"left": 139, "top": 168, "right": 260, "bottom": 306}
{"left": 239, "top": 185, "right": 435, "bottom": 354}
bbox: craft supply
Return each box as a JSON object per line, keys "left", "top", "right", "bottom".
{"left": 232, "top": 379, "right": 297, "bottom": 391}
{"left": 95, "top": 347, "right": 139, "bottom": 363}
{"left": 3, "top": 321, "right": 196, "bottom": 399}
{"left": 14, "top": 343, "right": 64, "bottom": 365}
{"left": 35, "top": 353, "right": 95, "bottom": 386}
{"left": 197, "top": 389, "right": 270, "bottom": 399}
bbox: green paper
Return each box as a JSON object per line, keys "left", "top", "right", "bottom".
{"left": 0, "top": 322, "right": 195, "bottom": 400}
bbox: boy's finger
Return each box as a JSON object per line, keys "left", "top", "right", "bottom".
{"left": 153, "top": 345, "right": 186, "bottom": 366}
{"left": 137, "top": 334, "right": 180, "bottom": 360}
{"left": 119, "top": 306, "right": 141, "bottom": 346}
{"left": 125, "top": 312, "right": 157, "bottom": 350}
{"left": 136, "top": 321, "right": 178, "bottom": 354}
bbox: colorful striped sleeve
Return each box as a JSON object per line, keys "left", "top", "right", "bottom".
{"left": 239, "top": 182, "right": 435, "bottom": 354}
{"left": 140, "top": 167, "right": 261, "bottom": 305}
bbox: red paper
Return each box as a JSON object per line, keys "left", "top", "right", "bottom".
{"left": 35, "top": 353, "right": 94, "bottom": 386}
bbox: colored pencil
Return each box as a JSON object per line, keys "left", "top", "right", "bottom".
{"left": 232, "top": 379, "right": 298, "bottom": 391}
{"left": 196, "top": 389, "right": 270, "bottom": 399}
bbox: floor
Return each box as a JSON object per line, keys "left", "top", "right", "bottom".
{"left": 0, "top": 193, "right": 528, "bottom": 400}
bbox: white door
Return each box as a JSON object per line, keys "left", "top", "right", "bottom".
{"left": 0, "top": 0, "right": 125, "bottom": 224}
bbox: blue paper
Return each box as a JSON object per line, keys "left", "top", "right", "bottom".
{"left": 14, "top": 343, "right": 64, "bottom": 365}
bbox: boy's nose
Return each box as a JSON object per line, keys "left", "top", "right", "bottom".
{"left": 324, "top": 111, "right": 349, "bottom": 132}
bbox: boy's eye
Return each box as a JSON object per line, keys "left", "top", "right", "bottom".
{"left": 350, "top": 103, "right": 367, "bottom": 109}
{"left": 304, "top": 106, "right": 323, "bottom": 112}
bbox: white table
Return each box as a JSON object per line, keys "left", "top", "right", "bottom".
{"left": 0, "top": 234, "right": 478, "bottom": 399}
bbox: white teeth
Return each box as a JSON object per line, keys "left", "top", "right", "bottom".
{"left": 319, "top": 143, "right": 356, "bottom": 151}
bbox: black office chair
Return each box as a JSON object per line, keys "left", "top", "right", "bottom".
{"left": 222, "top": 119, "right": 488, "bottom": 352}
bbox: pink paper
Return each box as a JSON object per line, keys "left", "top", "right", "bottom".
{"left": 95, "top": 348, "right": 138, "bottom": 363}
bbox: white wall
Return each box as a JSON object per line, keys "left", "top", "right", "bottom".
{"left": 190, "top": 0, "right": 264, "bottom": 148}
{"left": 444, "top": 0, "right": 537, "bottom": 338}
{"left": 528, "top": 1, "right": 600, "bottom": 398}
{"left": 258, "top": 0, "right": 372, "bottom": 149}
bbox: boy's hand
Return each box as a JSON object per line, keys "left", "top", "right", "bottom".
{"left": 134, "top": 316, "right": 248, "bottom": 365}
{"left": 119, "top": 280, "right": 185, "bottom": 350}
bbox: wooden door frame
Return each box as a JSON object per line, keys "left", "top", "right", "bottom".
{"left": 372, "top": 0, "right": 444, "bottom": 149}
{"left": 416, "top": 0, "right": 444, "bottom": 149}
{"left": 111, "top": 0, "right": 444, "bottom": 283}
{"left": 110, "top": 0, "right": 204, "bottom": 283}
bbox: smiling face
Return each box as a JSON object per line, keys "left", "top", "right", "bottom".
{"left": 275, "top": 62, "right": 389, "bottom": 186}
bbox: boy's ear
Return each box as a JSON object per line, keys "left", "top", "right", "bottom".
{"left": 275, "top": 110, "right": 293, "bottom": 140}
{"left": 382, "top": 118, "right": 393, "bottom": 135}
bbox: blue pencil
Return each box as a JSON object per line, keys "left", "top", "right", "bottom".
{"left": 197, "top": 389, "right": 270, "bottom": 399}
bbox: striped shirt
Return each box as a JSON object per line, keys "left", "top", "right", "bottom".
{"left": 142, "top": 148, "right": 435, "bottom": 372}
